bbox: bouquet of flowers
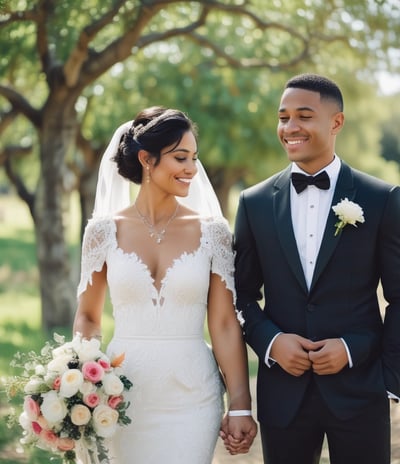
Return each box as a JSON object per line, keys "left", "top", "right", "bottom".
{"left": 5, "top": 333, "right": 133, "bottom": 464}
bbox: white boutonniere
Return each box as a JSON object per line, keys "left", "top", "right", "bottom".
{"left": 332, "top": 198, "right": 365, "bottom": 236}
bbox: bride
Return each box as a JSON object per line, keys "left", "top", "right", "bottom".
{"left": 73, "top": 107, "right": 257, "bottom": 463}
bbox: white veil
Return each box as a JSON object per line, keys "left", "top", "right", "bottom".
{"left": 92, "top": 120, "right": 223, "bottom": 219}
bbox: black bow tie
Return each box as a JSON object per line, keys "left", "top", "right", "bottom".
{"left": 291, "top": 171, "right": 330, "bottom": 194}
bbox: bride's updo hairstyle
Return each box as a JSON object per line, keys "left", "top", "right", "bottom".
{"left": 113, "top": 106, "right": 197, "bottom": 184}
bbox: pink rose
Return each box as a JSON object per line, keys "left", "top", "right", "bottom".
{"left": 32, "top": 421, "right": 42, "bottom": 435}
{"left": 57, "top": 437, "right": 75, "bottom": 451}
{"left": 40, "top": 429, "right": 58, "bottom": 445}
{"left": 108, "top": 395, "right": 123, "bottom": 409}
{"left": 83, "top": 392, "right": 100, "bottom": 408}
{"left": 82, "top": 361, "right": 104, "bottom": 383}
{"left": 37, "top": 415, "right": 49, "bottom": 429}
{"left": 53, "top": 377, "right": 61, "bottom": 390}
{"left": 98, "top": 359, "right": 111, "bottom": 371}
{"left": 24, "top": 396, "right": 40, "bottom": 420}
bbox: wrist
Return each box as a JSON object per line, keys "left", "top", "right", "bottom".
{"left": 228, "top": 409, "right": 252, "bottom": 417}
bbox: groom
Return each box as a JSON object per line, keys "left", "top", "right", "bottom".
{"left": 234, "top": 74, "right": 400, "bottom": 464}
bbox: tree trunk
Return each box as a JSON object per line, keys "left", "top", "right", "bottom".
{"left": 78, "top": 166, "right": 98, "bottom": 240}
{"left": 207, "top": 167, "right": 242, "bottom": 220}
{"left": 35, "top": 101, "right": 78, "bottom": 332}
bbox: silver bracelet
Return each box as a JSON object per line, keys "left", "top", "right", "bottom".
{"left": 228, "top": 409, "right": 252, "bottom": 417}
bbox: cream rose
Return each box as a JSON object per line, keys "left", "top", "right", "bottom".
{"left": 40, "top": 391, "right": 67, "bottom": 423}
{"left": 79, "top": 380, "right": 97, "bottom": 396}
{"left": 102, "top": 373, "right": 124, "bottom": 396}
{"left": 70, "top": 404, "right": 91, "bottom": 426}
{"left": 59, "top": 369, "right": 84, "bottom": 398}
{"left": 57, "top": 437, "right": 75, "bottom": 451}
{"left": 92, "top": 404, "right": 119, "bottom": 437}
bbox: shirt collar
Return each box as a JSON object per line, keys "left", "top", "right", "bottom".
{"left": 291, "top": 155, "right": 341, "bottom": 190}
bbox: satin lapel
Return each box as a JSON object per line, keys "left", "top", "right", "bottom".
{"left": 310, "top": 162, "right": 355, "bottom": 291}
{"left": 273, "top": 167, "right": 308, "bottom": 293}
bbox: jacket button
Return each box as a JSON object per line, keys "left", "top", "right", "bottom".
{"left": 307, "top": 304, "right": 316, "bottom": 312}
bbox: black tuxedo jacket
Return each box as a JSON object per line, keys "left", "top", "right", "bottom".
{"left": 234, "top": 161, "right": 400, "bottom": 427}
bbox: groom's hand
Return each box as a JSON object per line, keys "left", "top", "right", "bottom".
{"left": 308, "top": 338, "right": 348, "bottom": 375}
{"left": 270, "top": 333, "right": 316, "bottom": 377}
{"left": 219, "top": 414, "right": 257, "bottom": 455}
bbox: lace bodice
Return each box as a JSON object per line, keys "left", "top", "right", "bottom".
{"left": 77, "top": 216, "right": 236, "bottom": 338}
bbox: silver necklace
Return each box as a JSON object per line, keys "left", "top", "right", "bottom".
{"left": 134, "top": 203, "right": 179, "bottom": 244}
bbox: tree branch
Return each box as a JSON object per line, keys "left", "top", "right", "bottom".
{"left": 187, "top": 31, "right": 310, "bottom": 69}
{"left": 0, "top": 85, "right": 41, "bottom": 126}
{"left": 35, "top": 0, "right": 56, "bottom": 75}
{"left": 1, "top": 146, "right": 35, "bottom": 218}
{"left": 0, "top": 108, "right": 19, "bottom": 134}
{"left": 80, "top": 3, "right": 164, "bottom": 85}
{"left": 63, "top": 0, "right": 128, "bottom": 87}
{"left": 0, "top": 8, "right": 37, "bottom": 27}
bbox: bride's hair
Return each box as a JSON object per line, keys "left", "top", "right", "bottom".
{"left": 113, "top": 106, "right": 197, "bottom": 184}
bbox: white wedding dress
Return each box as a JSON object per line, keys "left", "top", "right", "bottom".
{"left": 77, "top": 215, "right": 235, "bottom": 464}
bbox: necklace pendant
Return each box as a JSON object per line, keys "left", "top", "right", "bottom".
{"left": 134, "top": 202, "right": 179, "bottom": 245}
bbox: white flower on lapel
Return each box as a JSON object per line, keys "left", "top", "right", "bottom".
{"left": 332, "top": 198, "right": 365, "bottom": 236}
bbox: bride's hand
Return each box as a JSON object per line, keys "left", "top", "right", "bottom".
{"left": 219, "top": 414, "right": 258, "bottom": 454}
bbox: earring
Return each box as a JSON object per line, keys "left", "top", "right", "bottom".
{"left": 146, "top": 165, "right": 150, "bottom": 184}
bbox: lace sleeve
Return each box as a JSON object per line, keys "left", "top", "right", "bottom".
{"left": 207, "top": 217, "right": 236, "bottom": 303}
{"left": 77, "top": 218, "right": 115, "bottom": 298}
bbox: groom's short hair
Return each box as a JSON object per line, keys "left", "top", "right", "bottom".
{"left": 285, "top": 73, "right": 344, "bottom": 112}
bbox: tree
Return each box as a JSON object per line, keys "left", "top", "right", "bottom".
{"left": 1, "top": 0, "right": 399, "bottom": 330}
{"left": 380, "top": 93, "right": 400, "bottom": 167}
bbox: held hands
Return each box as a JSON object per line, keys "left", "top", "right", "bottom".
{"left": 270, "top": 334, "right": 348, "bottom": 376}
{"left": 219, "top": 413, "right": 258, "bottom": 455}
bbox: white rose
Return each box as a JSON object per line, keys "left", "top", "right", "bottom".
{"left": 52, "top": 343, "right": 73, "bottom": 359}
{"left": 19, "top": 411, "right": 33, "bottom": 431}
{"left": 102, "top": 373, "right": 124, "bottom": 396}
{"left": 74, "top": 337, "right": 102, "bottom": 363}
{"left": 332, "top": 198, "right": 365, "bottom": 224}
{"left": 35, "top": 364, "right": 46, "bottom": 376}
{"left": 59, "top": 369, "right": 84, "bottom": 398}
{"left": 47, "top": 354, "right": 72, "bottom": 375}
{"left": 332, "top": 198, "right": 365, "bottom": 236}
{"left": 92, "top": 404, "right": 119, "bottom": 437}
{"left": 79, "top": 380, "right": 97, "bottom": 396}
{"left": 70, "top": 404, "right": 91, "bottom": 426}
{"left": 41, "top": 391, "right": 68, "bottom": 423}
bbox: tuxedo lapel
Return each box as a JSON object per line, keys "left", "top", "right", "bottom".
{"left": 310, "top": 162, "right": 355, "bottom": 291}
{"left": 273, "top": 167, "right": 308, "bottom": 293}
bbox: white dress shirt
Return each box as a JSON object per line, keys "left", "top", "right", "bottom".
{"left": 290, "top": 156, "right": 340, "bottom": 289}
